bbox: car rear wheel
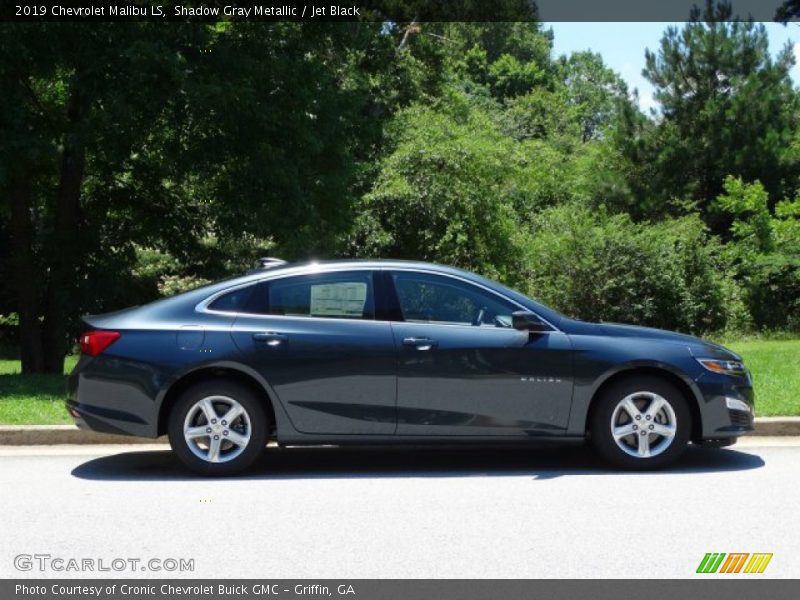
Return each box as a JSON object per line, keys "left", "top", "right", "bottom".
{"left": 590, "top": 375, "right": 691, "bottom": 469}
{"left": 168, "top": 380, "right": 268, "bottom": 475}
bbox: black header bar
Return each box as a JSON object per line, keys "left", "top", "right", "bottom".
{"left": 0, "top": 0, "right": 794, "bottom": 23}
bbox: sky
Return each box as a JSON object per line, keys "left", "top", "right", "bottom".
{"left": 548, "top": 22, "right": 800, "bottom": 112}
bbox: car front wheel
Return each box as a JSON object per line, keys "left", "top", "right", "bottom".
{"left": 168, "top": 380, "right": 268, "bottom": 475}
{"left": 590, "top": 375, "right": 691, "bottom": 469}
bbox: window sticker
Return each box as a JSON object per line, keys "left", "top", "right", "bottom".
{"left": 310, "top": 282, "right": 367, "bottom": 317}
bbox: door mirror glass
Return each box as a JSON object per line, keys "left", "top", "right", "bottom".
{"left": 512, "top": 311, "right": 548, "bottom": 332}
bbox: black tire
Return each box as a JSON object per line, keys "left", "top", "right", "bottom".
{"left": 590, "top": 375, "right": 692, "bottom": 469}
{"left": 167, "top": 379, "right": 269, "bottom": 475}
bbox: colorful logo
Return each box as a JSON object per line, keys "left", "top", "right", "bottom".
{"left": 696, "top": 553, "right": 773, "bottom": 574}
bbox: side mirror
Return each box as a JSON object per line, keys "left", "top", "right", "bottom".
{"left": 512, "top": 311, "right": 549, "bottom": 332}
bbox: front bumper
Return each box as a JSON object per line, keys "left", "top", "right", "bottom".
{"left": 694, "top": 371, "right": 755, "bottom": 439}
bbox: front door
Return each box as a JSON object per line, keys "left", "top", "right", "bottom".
{"left": 387, "top": 271, "right": 573, "bottom": 436}
{"left": 231, "top": 270, "right": 396, "bottom": 435}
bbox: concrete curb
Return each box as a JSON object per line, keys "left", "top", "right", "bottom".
{"left": 0, "top": 425, "right": 166, "bottom": 446}
{"left": 1, "top": 418, "right": 799, "bottom": 445}
{"left": 752, "top": 416, "right": 800, "bottom": 436}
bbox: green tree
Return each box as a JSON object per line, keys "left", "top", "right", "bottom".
{"left": 557, "top": 51, "right": 630, "bottom": 143}
{"left": 0, "top": 22, "right": 402, "bottom": 373}
{"left": 347, "top": 92, "right": 531, "bottom": 285}
{"left": 637, "top": 1, "right": 799, "bottom": 226}
{"left": 445, "top": 22, "right": 554, "bottom": 101}
{"left": 0, "top": 23, "right": 208, "bottom": 373}
{"left": 502, "top": 87, "right": 580, "bottom": 143}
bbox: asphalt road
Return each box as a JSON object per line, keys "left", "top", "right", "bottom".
{"left": 1, "top": 438, "right": 798, "bottom": 579}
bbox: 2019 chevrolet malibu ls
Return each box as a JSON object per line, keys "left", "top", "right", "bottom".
{"left": 68, "top": 259, "right": 754, "bottom": 474}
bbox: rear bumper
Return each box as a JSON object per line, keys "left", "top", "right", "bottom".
{"left": 66, "top": 401, "right": 143, "bottom": 436}
{"left": 67, "top": 355, "right": 161, "bottom": 438}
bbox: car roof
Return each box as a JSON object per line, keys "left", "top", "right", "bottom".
{"left": 223, "top": 259, "right": 512, "bottom": 291}
{"left": 244, "top": 258, "right": 472, "bottom": 278}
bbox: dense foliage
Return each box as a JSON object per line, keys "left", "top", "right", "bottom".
{"left": 2, "top": 3, "right": 800, "bottom": 372}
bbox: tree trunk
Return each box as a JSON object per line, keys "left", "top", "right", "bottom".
{"left": 41, "top": 82, "right": 88, "bottom": 374}
{"left": 8, "top": 169, "right": 45, "bottom": 373}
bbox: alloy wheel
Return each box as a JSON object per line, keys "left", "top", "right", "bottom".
{"left": 610, "top": 391, "right": 677, "bottom": 458}
{"left": 183, "top": 395, "right": 252, "bottom": 463}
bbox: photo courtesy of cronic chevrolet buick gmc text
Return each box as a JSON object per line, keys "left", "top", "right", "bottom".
{"left": 67, "top": 259, "right": 755, "bottom": 474}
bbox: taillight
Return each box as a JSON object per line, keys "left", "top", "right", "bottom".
{"left": 79, "top": 330, "right": 121, "bottom": 357}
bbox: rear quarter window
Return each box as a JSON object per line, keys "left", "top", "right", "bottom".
{"left": 207, "top": 286, "right": 254, "bottom": 312}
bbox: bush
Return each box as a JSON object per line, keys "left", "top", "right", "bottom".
{"left": 714, "top": 176, "right": 800, "bottom": 331}
{"left": 520, "top": 205, "right": 740, "bottom": 334}
{"left": 741, "top": 256, "right": 800, "bottom": 330}
{"left": 0, "top": 313, "right": 19, "bottom": 351}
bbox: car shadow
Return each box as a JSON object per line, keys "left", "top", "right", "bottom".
{"left": 70, "top": 443, "right": 765, "bottom": 482}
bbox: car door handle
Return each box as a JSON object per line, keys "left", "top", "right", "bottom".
{"left": 402, "top": 337, "right": 438, "bottom": 351}
{"left": 253, "top": 332, "right": 288, "bottom": 347}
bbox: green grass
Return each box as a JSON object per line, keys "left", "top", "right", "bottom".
{"left": 0, "top": 341, "right": 798, "bottom": 424}
{"left": 724, "top": 339, "right": 800, "bottom": 416}
{"left": 0, "top": 356, "right": 78, "bottom": 425}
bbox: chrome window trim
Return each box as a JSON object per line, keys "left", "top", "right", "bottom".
{"left": 195, "top": 265, "right": 562, "bottom": 333}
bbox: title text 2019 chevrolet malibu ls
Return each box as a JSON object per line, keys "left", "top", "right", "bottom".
{"left": 68, "top": 259, "right": 754, "bottom": 474}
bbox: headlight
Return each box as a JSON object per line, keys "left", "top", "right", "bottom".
{"left": 696, "top": 358, "right": 747, "bottom": 377}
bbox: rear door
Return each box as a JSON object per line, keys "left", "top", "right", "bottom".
{"left": 229, "top": 270, "right": 397, "bottom": 435}
{"left": 387, "top": 270, "right": 573, "bottom": 436}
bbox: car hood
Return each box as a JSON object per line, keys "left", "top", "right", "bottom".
{"left": 566, "top": 320, "right": 741, "bottom": 360}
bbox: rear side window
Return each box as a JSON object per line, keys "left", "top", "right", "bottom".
{"left": 207, "top": 286, "right": 254, "bottom": 312}
{"left": 241, "top": 272, "right": 375, "bottom": 320}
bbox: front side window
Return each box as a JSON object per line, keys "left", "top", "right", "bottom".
{"left": 391, "top": 272, "right": 516, "bottom": 327}
{"left": 243, "top": 271, "right": 375, "bottom": 320}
